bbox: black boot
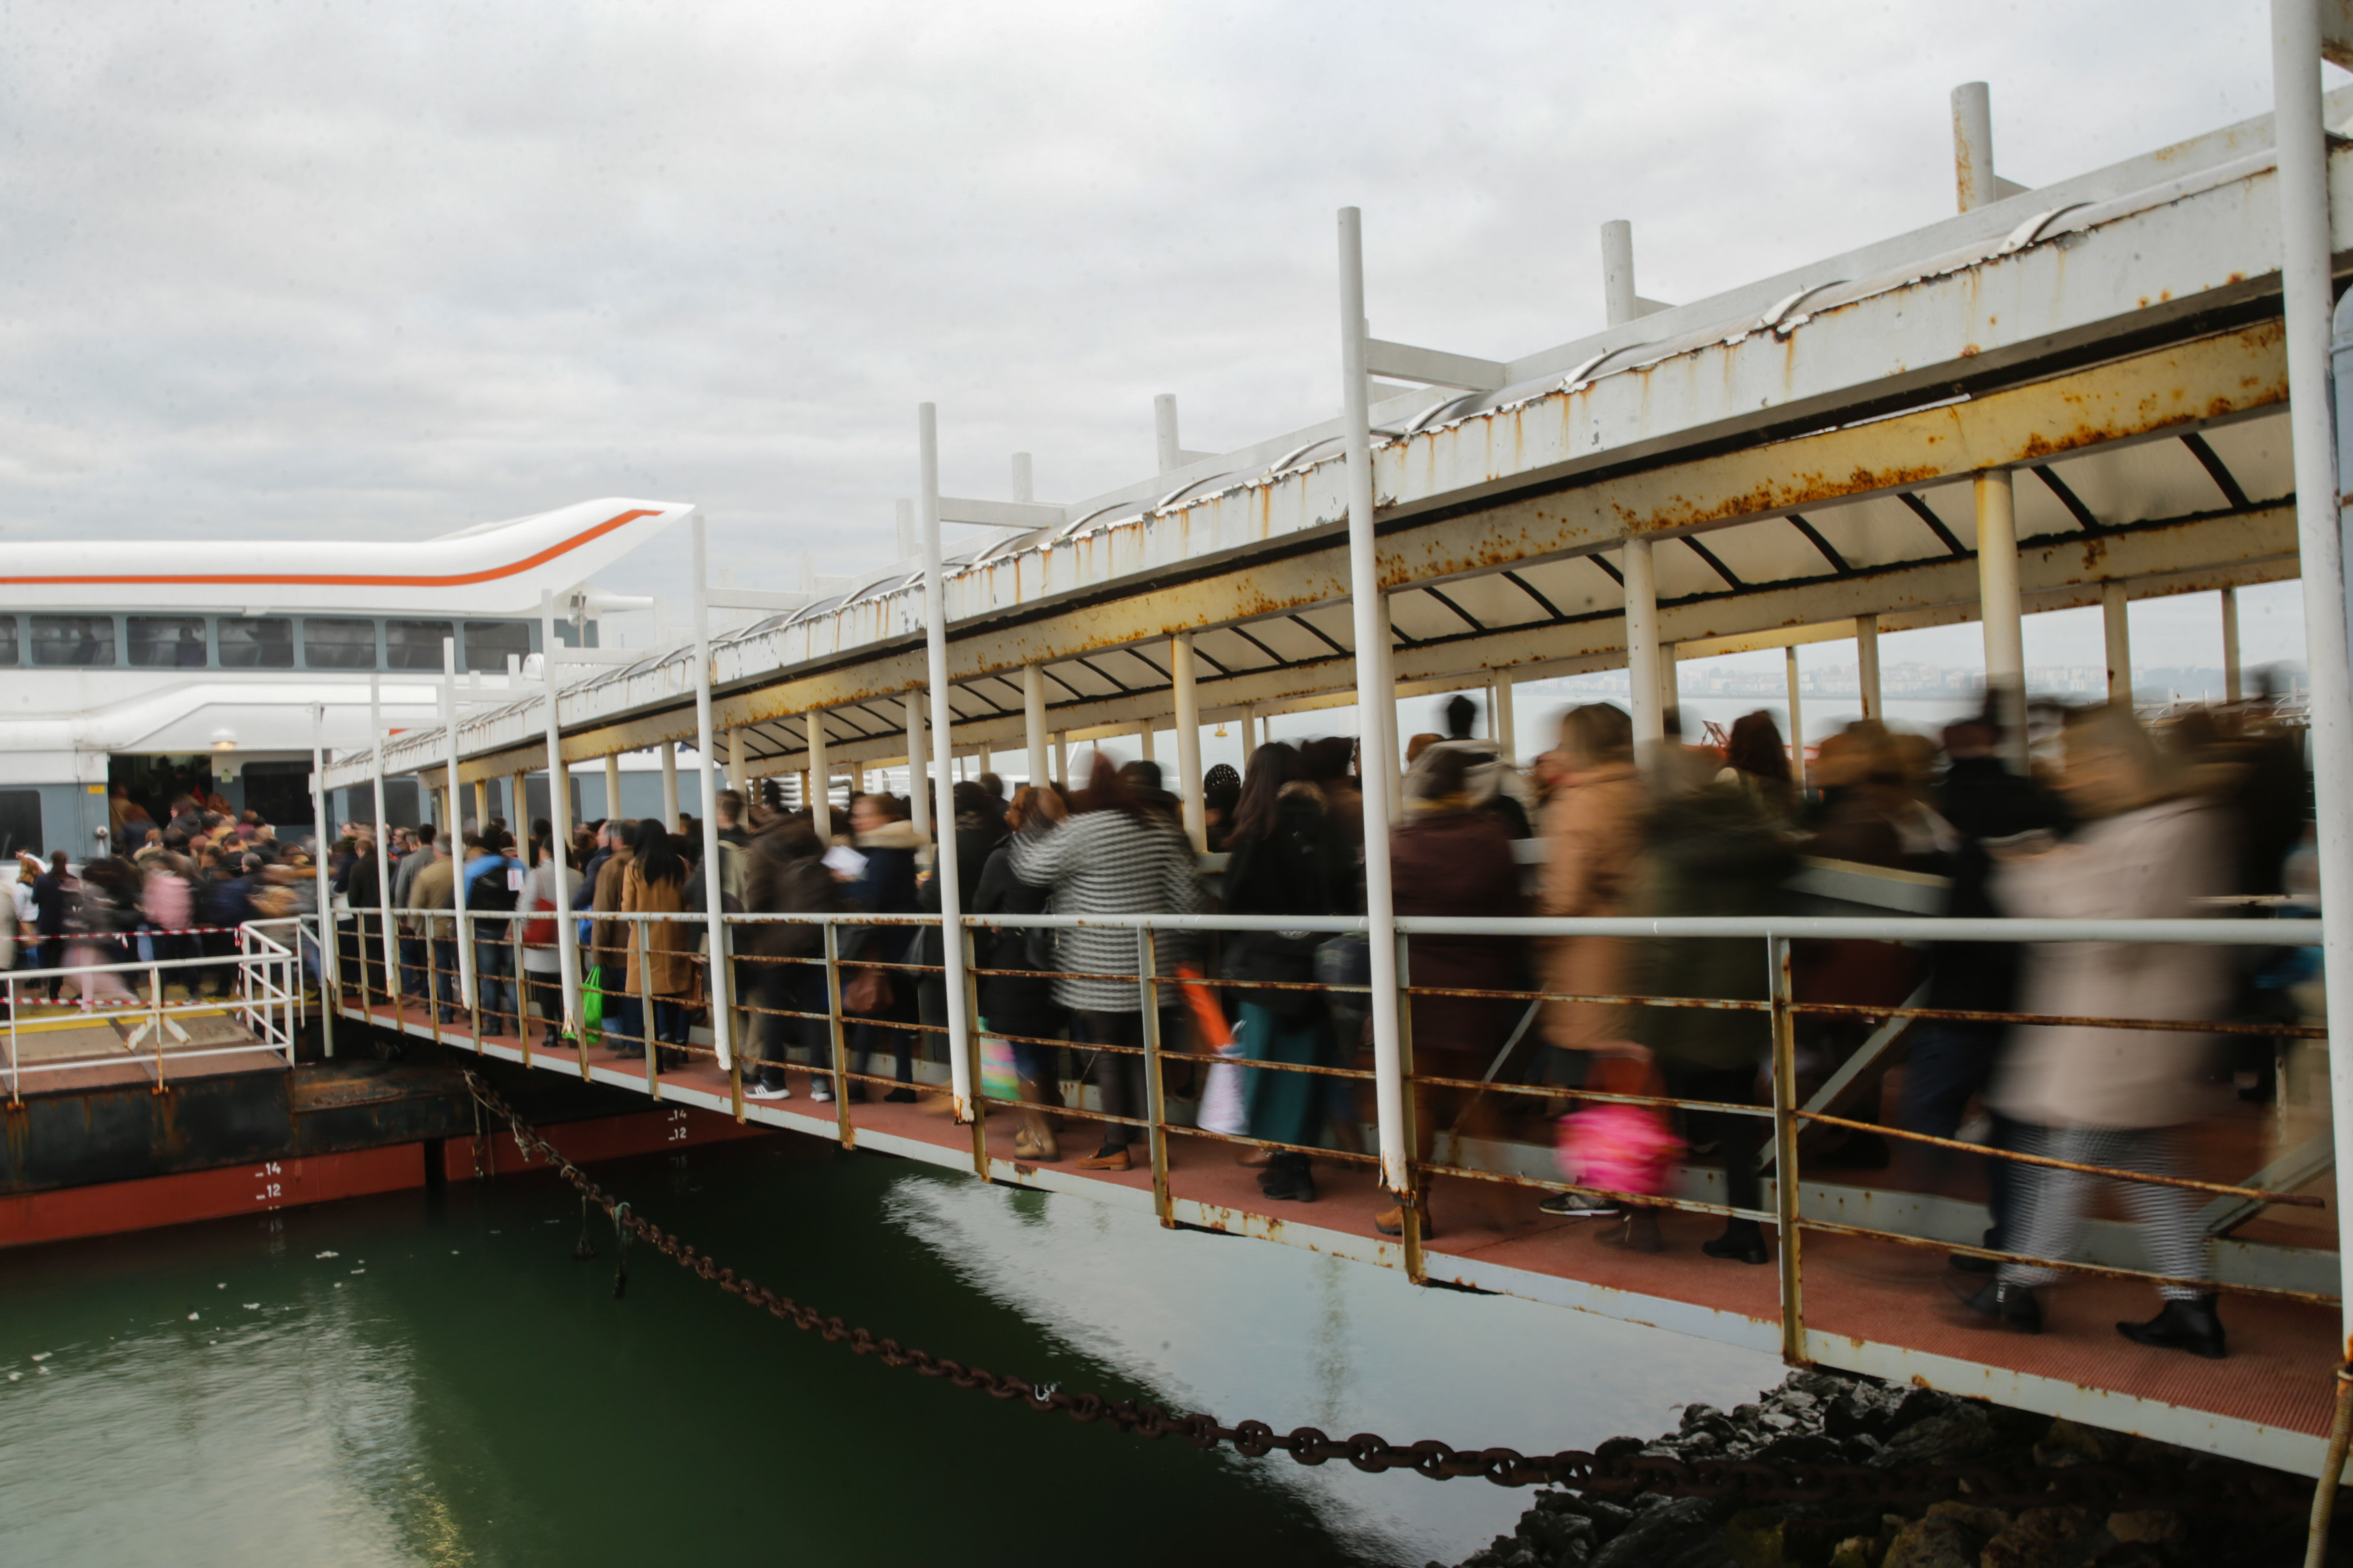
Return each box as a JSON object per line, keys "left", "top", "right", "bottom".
{"left": 2118, "top": 1295, "right": 2226, "bottom": 1359}
{"left": 1947, "top": 1277, "right": 2042, "bottom": 1333}
{"left": 1261, "top": 1153, "right": 1317, "bottom": 1203}
{"left": 1701, "top": 1219, "right": 1769, "bottom": 1265}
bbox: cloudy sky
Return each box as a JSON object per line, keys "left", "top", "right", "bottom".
{"left": 0, "top": 1, "right": 2324, "bottom": 673}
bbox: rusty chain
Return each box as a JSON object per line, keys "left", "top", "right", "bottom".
{"left": 459, "top": 1071, "right": 2308, "bottom": 1517}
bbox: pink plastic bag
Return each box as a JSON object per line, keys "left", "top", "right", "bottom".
{"left": 1556, "top": 1102, "right": 1685, "bottom": 1198}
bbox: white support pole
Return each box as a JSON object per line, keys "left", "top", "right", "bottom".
{"left": 309, "top": 705, "right": 337, "bottom": 1053}
{"left": 443, "top": 639, "right": 474, "bottom": 1007}
{"left": 1172, "top": 632, "right": 1205, "bottom": 851}
{"left": 904, "top": 692, "right": 931, "bottom": 840}
{"left": 511, "top": 768, "right": 527, "bottom": 835}
{"left": 919, "top": 402, "right": 975, "bottom": 1120}
{"left": 2102, "top": 579, "right": 2133, "bottom": 703}
{"left": 1785, "top": 646, "right": 1807, "bottom": 789}
{"left": 1600, "top": 219, "right": 1639, "bottom": 328}
{"left": 538, "top": 594, "right": 582, "bottom": 1046}
{"left": 659, "top": 742, "right": 679, "bottom": 832}
{"left": 604, "top": 752, "right": 622, "bottom": 823}
{"left": 1011, "top": 451, "right": 1034, "bottom": 503}
{"left": 1154, "top": 393, "right": 1182, "bottom": 475}
{"left": 1054, "top": 731, "right": 1068, "bottom": 789}
{"left": 1952, "top": 81, "right": 1995, "bottom": 214}
{"left": 2275, "top": 0, "right": 2353, "bottom": 1355}
{"left": 688, "top": 518, "right": 734, "bottom": 1073}
{"left": 1494, "top": 669, "right": 1518, "bottom": 765}
{"left": 2221, "top": 587, "right": 2244, "bottom": 702}
{"left": 1622, "top": 536, "right": 1664, "bottom": 767}
{"left": 1976, "top": 471, "right": 2028, "bottom": 769}
{"left": 806, "top": 715, "right": 832, "bottom": 839}
{"left": 1138, "top": 723, "right": 1155, "bottom": 764}
{"left": 1022, "top": 665, "right": 1049, "bottom": 791}
{"left": 1338, "top": 206, "right": 1409, "bottom": 1197}
{"left": 367, "top": 678, "right": 398, "bottom": 1008}
{"left": 1855, "top": 613, "right": 1883, "bottom": 721}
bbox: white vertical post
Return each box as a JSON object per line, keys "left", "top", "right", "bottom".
{"left": 1622, "top": 536, "right": 1663, "bottom": 766}
{"left": 308, "top": 704, "right": 337, "bottom": 1054}
{"left": 1054, "top": 731, "right": 1067, "bottom": 788}
{"left": 1154, "top": 393, "right": 1182, "bottom": 474}
{"left": 1495, "top": 669, "right": 1518, "bottom": 765}
{"left": 443, "top": 639, "right": 474, "bottom": 1006}
{"left": 1338, "top": 206, "right": 1409, "bottom": 1196}
{"left": 1977, "top": 471, "right": 2028, "bottom": 769}
{"left": 659, "top": 743, "right": 679, "bottom": 831}
{"left": 1011, "top": 452, "right": 1034, "bottom": 503}
{"left": 604, "top": 752, "right": 622, "bottom": 822}
{"left": 510, "top": 768, "right": 526, "bottom": 833}
{"left": 538, "top": 593, "right": 582, "bottom": 1045}
{"left": 1855, "top": 613, "right": 1883, "bottom": 720}
{"left": 1600, "top": 220, "right": 1639, "bottom": 327}
{"left": 806, "top": 715, "right": 832, "bottom": 839}
{"left": 1022, "top": 665, "right": 1049, "bottom": 790}
{"left": 904, "top": 693, "right": 931, "bottom": 839}
{"left": 1785, "top": 646, "right": 1807, "bottom": 789}
{"left": 1952, "top": 81, "right": 1995, "bottom": 213}
{"left": 689, "top": 518, "right": 733, "bottom": 1073}
{"left": 2277, "top": 0, "right": 2353, "bottom": 1355}
{"left": 1138, "top": 723, "right": 1155, "bottom": 764}
{"left": 1172, "top": 632, "right": 1204, "bottom": 850}
{"left": 2102, "top": 579, "right": 2134, "bottom": 703}
{"left": 2221, "top": 587, "right": 2244, "bottom": 702}
{"left": 367, "top": 678, "right": 398, "bottom": 1009}
{"left": 918, "top": 402, "right": 975, "bottom": 1120}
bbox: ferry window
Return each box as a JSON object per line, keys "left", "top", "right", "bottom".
{"left": 218, "top": 617, "right": 294, "bottom": 669}
{"left": 462, "top": 620, "right": 531, "bottom": 673}
{"left": 0, "top": 791, "right": 37, "bottom": 858}
{"left": 303, "top": 618, "right": 377, "bottom": 669}
{"left": 128, "top": 616, "right": 209, "bottom": 668}
{"left": 0, "top": 618, "right": 16, "bottom": 667}
{"left": 31, "top": 615, "right": 115, "bottom": 667}
{"left": 385, "top": 619, "right": 455, "bottom": 672}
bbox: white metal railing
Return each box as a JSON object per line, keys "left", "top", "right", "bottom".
{"left": 3, "top": 918, "right": 306, "bottom": 1100}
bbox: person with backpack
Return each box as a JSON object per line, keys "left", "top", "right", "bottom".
{"left": 464, "top": 828, "right": 522, "bottom": 1035}
{"left": 1219, "top": 743, "right": 1353, "bottom": 1203}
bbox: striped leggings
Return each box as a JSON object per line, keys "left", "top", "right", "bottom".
{"left": 1997, "top": 1125, "right": 2209, "bottom": 1300}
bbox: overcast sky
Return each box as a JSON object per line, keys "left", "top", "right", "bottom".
{"left": 0, "top": 1, "right": 2324, "bottom": 674}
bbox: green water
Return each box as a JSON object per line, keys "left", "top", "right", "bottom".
{"left": 0, "top": 1138, "right": 1780, "bottom": 1566}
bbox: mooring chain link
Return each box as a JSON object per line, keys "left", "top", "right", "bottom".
{"left": 457, "top": 1072, "right": 2305, "bottom": 1516}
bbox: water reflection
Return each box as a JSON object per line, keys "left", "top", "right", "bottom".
{"left": 0, "top": 1140, "right": 1782, "bottom": 1567}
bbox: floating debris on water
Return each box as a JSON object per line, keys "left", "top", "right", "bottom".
{"left": 315, "top": 1251, "right": 339, "bottom": 1260}
{"left": 186, "top": 1313, "right": 198, "bottom": 1321}
{"left": 242, "top": 1304, "right": 259, "bottom": 1310}
{"left": 31, "top": 1353, "right": 49, "bottom": 1363}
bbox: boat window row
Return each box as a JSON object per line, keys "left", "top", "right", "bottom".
{"left": 0, "top": 615, "right": 539, "bottom": 673}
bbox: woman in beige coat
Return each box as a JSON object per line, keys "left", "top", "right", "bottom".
{"left": 1537, "top": 703, "right": 1649, "bottom": 1063}
{"left": 1959, "top": 703, "right": 2232, "bottom": 1357}
{"left": 619, "top": 819, "right": 696, "bottom": 1069}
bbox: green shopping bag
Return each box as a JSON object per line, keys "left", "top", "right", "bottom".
{"left": 582, "top": 966, "right": 606, "bottom": 1045}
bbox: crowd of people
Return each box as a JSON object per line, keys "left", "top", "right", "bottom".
{"left": 309, "top": 685, "right": 2302, "bottom": 1366}
{"left": 0, "top": 794, "right": 317, "bottom": 1009}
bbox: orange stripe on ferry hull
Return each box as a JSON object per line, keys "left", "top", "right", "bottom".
{"left": 0, "top": 508, "right": 664, "bottom": 590}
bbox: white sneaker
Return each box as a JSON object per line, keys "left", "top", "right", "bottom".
{"left": 809, "top": 1080, "right": 835, "bottom": 1102}
{"left": 746, "top": 1082, "right": 792, "bottom": 1101}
